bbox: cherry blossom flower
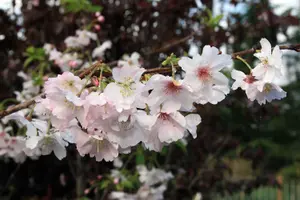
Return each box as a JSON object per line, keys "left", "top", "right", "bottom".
{"left": 92, "top": 40, "right": 112, "bottom": 58}
{"left": 118, "top": 52, "right": 141, "bottom": 68}
{"left": 104, "top": 66, "right": 145, "bottom": 112}
{"left": 73, "top": 127, "right": 119, "bottom": 162}
{"left": 26, "top": 130, "right": 68, "bottom": 160}
{"left": 137, "top": 165, "right": 173, "bottom": 186}
{"left": 231, "top": 69, "right": 256, "bottom": 91}
{"left": 143, "top": 102, "right": 201, "bottom": 151}
{"left": 252, "top": 38, "right": 283, "bottom": 82}
{"left": 246, "top": 81, "right": 287, "bottom": 105}
{"left": 179, "top": 45, "right": 232, "bottom": 104}
{"left": 145, "top": 74, "right": 196, "bottom": 111}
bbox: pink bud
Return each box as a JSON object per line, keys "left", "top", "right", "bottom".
{"left": 97, "top": 16, "right": 105, "bottom": 23}
{"left": 91, "top": 76, "right": 99, "bottom": 87}
{"left": 94, "top": 24, "right": 101, "bottom": 31}
{"left": 95, "top": 12, "right": 101, "bottom": 17}
{"left": 0, "top": 132, "right": 6, "bottom": 137}
{"left": 32, "top": 0, "right": 39, "bottom": 6}
{"left": 84, "top": 188, "right": 90, "bottom": 195}
{"left": 113, "top": 178, "right": 119, "bottom": 185}
{"left": 97, "top": 175, "right": 103, "bottom": 180}
{"left": 68, "top": 60, "right": 78, "bottom": 68}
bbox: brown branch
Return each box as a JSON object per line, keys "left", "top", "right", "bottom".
{"left": 231, "top": 43, "right": 300, "bottom": 58}
{"left": 145, "top": 32, "right": 195, "bottom": 55}
{"left": 1, "top": 42, "right": 300, "bottom": 119}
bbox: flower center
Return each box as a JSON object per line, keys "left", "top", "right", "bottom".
{"left": 158, "top": 113, "right": 170, "bottom": 121}
{"left": 263, "top": 83, "right": 272, "bottom": 94}
{"left": 164, "top": 80, "right": 182, "bottom": 95}
{"left": 243, "top": 75, "right": 255, "bottom": 84}
{"left": 197, "top": 67, "right": 211, "bottom": 81}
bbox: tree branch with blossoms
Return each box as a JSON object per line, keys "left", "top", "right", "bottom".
{"left": 1, "top": 41, "right": 300, "bottom": 119}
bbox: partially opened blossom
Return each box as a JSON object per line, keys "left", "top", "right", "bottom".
{"left": 179, "top": 45, "right": 232, "bottom": 104}
{"left": 118, "top": 52, "right": 141, "bottom": 68}
{"left": 252, "top": 38, "right": 283, "bottom": 82}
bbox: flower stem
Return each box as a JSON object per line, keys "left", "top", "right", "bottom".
{"left": 236, "top": 55, "right": 252, "bottom": 71}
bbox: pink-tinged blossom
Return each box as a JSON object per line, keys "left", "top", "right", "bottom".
{"left": 118, "top": 52, "right": 141, "bottom": 68}
{"left": 102, "top": 110, "right": 152, "bottom": 148}
{"left": 179, "top": 45, "right": 232, "bottom": 104}
{"left": 0, "top": 133, "right": 27, "bottom": 163}
{"left": 81, "top": 92, "right": 117, "bottom": 127}
{"left": 73, "top": 127, "right": 119, "bottom": 162}
{"left": 54, "top": 53, "right": 83, "bottom": 71}
{"left": 145, "top": 74, "right": 196, "bottom": 111}
{"left": 143, "top": 102, "right": 201, "bottom": 151}
{"left": 44, "top": 72, "right": 85, "bottom": 95}
{"left": 246, "top": 81, "right": 286, "bottom": 105}
{"left": 231, "top": 69, "right": 256, "bottom": 91}
{"left": 252, "top": 38, "right": 283, "bottom": 82}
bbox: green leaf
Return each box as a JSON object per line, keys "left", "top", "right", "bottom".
{"left": 24, "top": 57, "right": 34, "bottom": 68}
{"left": 136, "top": 145, "right": 145, "bottom": 165}
{"left": 175, "top": 141, "right": 187, "bottom": 154}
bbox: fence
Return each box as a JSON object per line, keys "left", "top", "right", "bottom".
{"left": 214, "top": 177, "right": 300, "bottom": 200}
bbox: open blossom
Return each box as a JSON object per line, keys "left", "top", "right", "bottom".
{"left": 252, "top": 38, "right": 283, "bottom": 82}
{"left": 104, "top": 66, "right": 145, "bottom": 112}
{"left": 26, "top": 130, "right": 68, "bottom": 160}
{"left": 118, "top": 52, "right": 141, "bottom": 68}
{"left": 92, "top": 40, "right": 112, "bottom": 58}
{"left": 110, "top": 185, "right": 166, "bottom": 200}
{"left": 143, "top": 102, "right": 201, "bottom": 151}
{"left": 0, "top": 133, "right": 27, "bottom": 163}
{"left": 72, "top": 127, "right": 119, "bottom": 162}
{"left": 145, "top": 74, "right": 196, "bottom": 111}
{"left": 137, "top": 165, "right": 173, "bottom": 186}
{"left": 246, "top": 81, "right": 286, "bottom": 105}
{"left": 44, "top": 72, "right": 85, "bottom": 95}
{"left": 231, "top": 69, "right": 256, "bottom": 91}
{"left": 14, "top": 71, "right": 40, "bottom": 102}
{"left": 55, "top": 53, "right": 83, "bottom": 71}
{"left": 64, "top": 30, "right": 97, "bottom": 48}
{"left": 179, "top": 45, "right": 232, "bottom": 104}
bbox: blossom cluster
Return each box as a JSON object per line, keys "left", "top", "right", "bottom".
{"left": 43, "top": 29, "right": 112, "bottom": 72}
{"left": 2, "top": 38, "right": 287, "bottom": 163}
{"left": 109, "top": 165, "right": 173, "bottom": 200}
{"left": 231, "top": 38, "right": 287, "bottom": 104}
